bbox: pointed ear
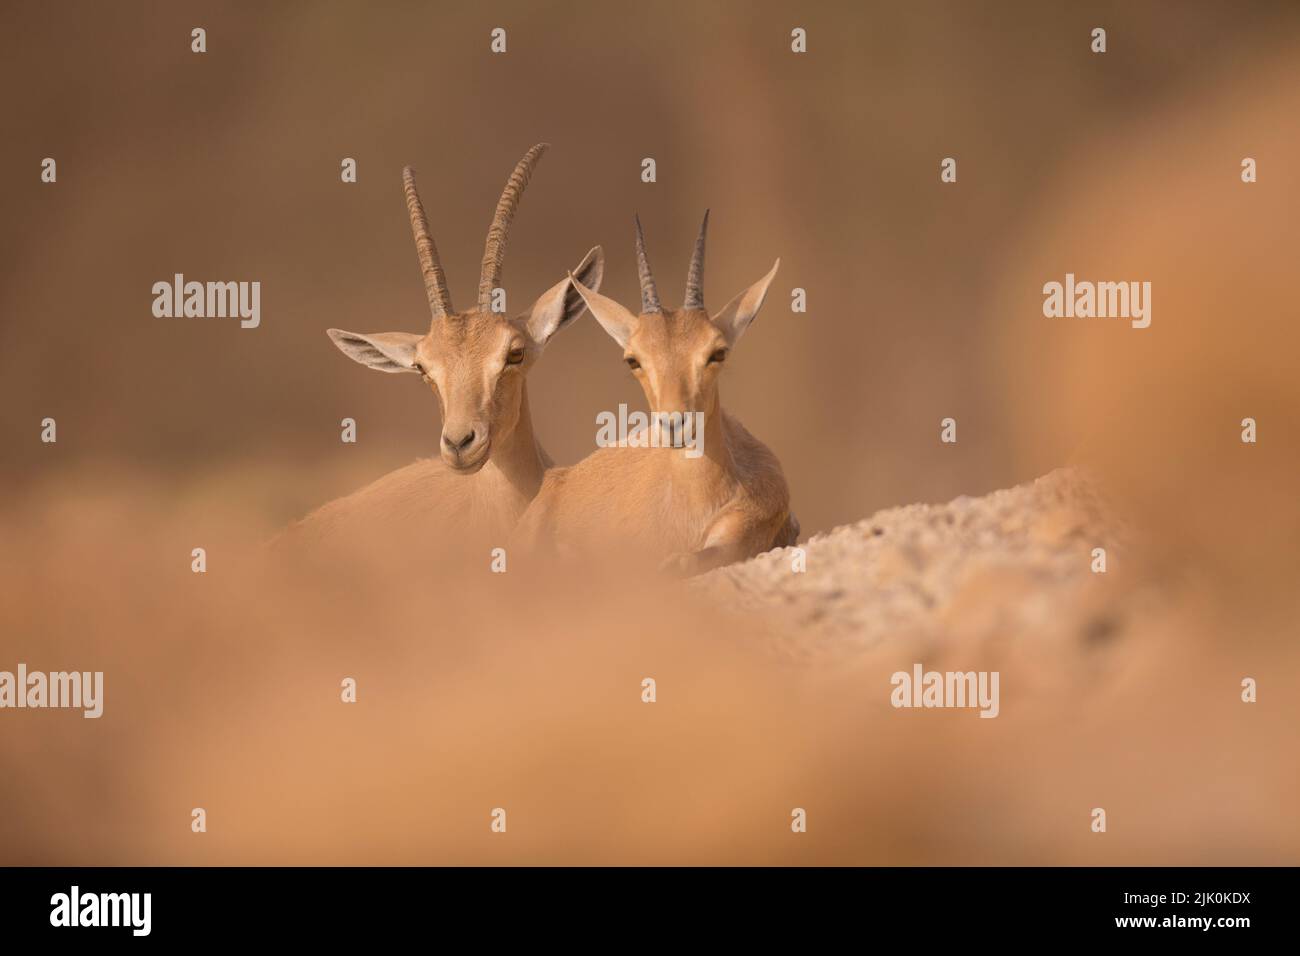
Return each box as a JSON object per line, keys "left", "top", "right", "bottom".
{"left": 570, "top": 270, "right": 638, "bottom": 349}
{"left": 326, "top": 329, "right": 422, "bottom": 373}
{"left": 523, "top": 246, "right": 605, "bottom": 346}
{"left": 711, "top": 259, "right": 780, "bottom": 346}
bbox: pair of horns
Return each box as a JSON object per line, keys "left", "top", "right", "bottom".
{"left": 403, "top": 142, "right": 549, "bottom": 319}
{"left": 634, "top": 210, "right": 709, "bottom": 314}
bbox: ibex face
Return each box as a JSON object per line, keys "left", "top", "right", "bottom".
{"left": 570, "top": 212, "right": 779, "bottom": 448}
{"left": 327, "top": 144, "right": 603, "bottom": 473}
{"left": 407, "top": 307, "right": 535, "bottom": 472}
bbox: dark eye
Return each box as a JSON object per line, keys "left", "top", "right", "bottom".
{"left": 708, "top": 348, "right": 728, "bottom": 365}
{"left": 625, "top": 356, "right": 641, "bottom": 371}
{"left": 506, "top": 348, "right": 526, "bottom": 366}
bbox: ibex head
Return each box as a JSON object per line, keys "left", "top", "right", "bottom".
{"left": 328, "top": 144, "right": 603, "bottom": 473}
{"left": 570, "top": 212, "right": 778, "bottom": 447}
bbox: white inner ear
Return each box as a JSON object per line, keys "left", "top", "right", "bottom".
{"left": 712, "top": 258, "right": 780, "bottom": 346}
{"left": 525, "top": 246, "right": 607, "bottom": 346}
{"left": 523, "top": 278, "right": 572, "bottom": 346}
{"left": 326, "top": 329, "right": 421, "bottom": 373}
{"left": 570, "top": 276, "right": 637, "bottom": 349}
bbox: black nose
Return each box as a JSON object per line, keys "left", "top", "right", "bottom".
{"left": 443, "top": 429, "right": 476, "bottom": 452}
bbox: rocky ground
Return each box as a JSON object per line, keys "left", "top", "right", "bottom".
{"left": 700, "top": 469, "right": 1137, "bottom": 662}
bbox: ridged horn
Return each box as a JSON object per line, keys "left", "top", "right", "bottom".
{"left": 634, "top": 214, "right": 662, "bottom": 314}
{"left": 683, "top": 209, "right": 709, "bottom": 310}
{"left": 479, "top": 143, "right": 549, "bottom": 312}
{"left": 402, "top": 166, "right": 454, "bottom": 319}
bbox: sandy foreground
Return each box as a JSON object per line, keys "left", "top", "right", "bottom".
{"left": 1, "top": 462, "right": 1293, "bottom": 866}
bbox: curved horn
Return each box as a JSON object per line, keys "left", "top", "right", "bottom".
{"left": 479, "top": 143, "right": 549, "bottom": 312}
{"left": 682, "top": 209, "right": 709, "bottom": 310}
{"left": 634, "top": 214, "right": 662, "bottom": 314}
{"left": 402, "top": 166, "right": 454, "bottom": 319}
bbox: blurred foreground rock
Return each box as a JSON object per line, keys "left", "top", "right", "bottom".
{"left": 701, "top": 469, "right": 1141, "bottom": 659}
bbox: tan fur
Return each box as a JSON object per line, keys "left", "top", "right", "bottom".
{"left": 514, "top": 223, "right": 796, "bottom": 576}
{"left": 274, "top": 146, "right": 602, "bottom": 556}
{"left": 279, "top": 388, "right": 555, "bottom": 555}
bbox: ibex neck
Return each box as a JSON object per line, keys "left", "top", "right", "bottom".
{"left": 671, "top": 392, "right": 735, "bottom": 476}
{"left": 481, "top": 383, "right": 548, "bottom": 502}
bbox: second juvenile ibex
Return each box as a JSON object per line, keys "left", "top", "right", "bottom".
{"left": 281, "top": 144, "right": 603, "bottom": 551}
{"left": 513, "top": 213, "right": 798, "bottom": 575}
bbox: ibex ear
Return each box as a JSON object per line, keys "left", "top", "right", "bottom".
{"left": 569, "top": 270, "right": 638, "bottom": 349}
{"left": 524, "top": 246, "right": 605, "bottom": 346}
{"left": 326, "top": 329, "right": 422, "bottom": 373}
{"left": 711, "top": 259, "right": 780, "bottom": 347}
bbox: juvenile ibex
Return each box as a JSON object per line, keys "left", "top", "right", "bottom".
{"left": 282, "top": 144, "right": 603, "bottom": 550}
{"left": 513, "top": 213, "right": 797, "bottom": 575}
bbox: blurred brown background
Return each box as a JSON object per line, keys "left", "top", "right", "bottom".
{"left": 4, "top": 0, "right": 1297, "bottom": 534}
{"left": 2, "top": 1, "right": 1299, "bottom": 866}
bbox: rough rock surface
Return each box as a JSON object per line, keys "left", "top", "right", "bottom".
{"left": 699, "top": 469, "right": 1131, "bottom": 659}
